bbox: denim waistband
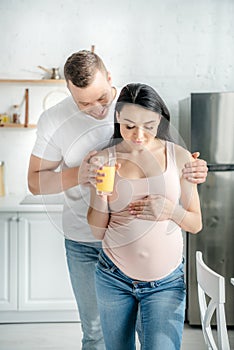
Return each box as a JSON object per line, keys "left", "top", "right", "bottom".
{"left": 65, "top": 238, "right": 102, "bottom": 248}
{"left": 99, "top": 249, "right": 184, "bottom": 286}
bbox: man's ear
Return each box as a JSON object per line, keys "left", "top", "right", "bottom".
{"left": 107, "top": 71, "right": 112, "bottom": 84}
{"left": 66, "top": 80, "right": 71, "bottom": 91}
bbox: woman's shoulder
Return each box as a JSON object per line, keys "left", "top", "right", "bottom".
{"left": 173, "top": 143, "right": 193, "bottom": 172}
{"left": 173, "top": 143, "right": 192, "bottom": 158}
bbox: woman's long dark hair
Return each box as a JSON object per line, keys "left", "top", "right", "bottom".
{"left": 109, "top": 83, "right": 173, "bottom": 146}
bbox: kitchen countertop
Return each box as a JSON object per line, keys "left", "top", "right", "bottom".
{"left": 0, "top": 194, "right": 63, "bottom": 212}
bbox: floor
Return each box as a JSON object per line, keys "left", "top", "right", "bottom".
{"left": 0, "top": 322, "right": 234, "bottom": 349}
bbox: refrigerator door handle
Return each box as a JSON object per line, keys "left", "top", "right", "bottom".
{"left": 207, "top": 164, "right": 234, "bottom": 171}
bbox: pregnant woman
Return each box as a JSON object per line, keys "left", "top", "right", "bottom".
{"left": 87, "top": 83, "right": 202, "bottom": 350}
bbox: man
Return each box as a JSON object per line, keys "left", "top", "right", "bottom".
{"left": 28, "top": 50, "right": 208, "bottom": 350}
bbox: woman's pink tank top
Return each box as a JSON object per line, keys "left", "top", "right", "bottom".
{"left": 103, "top": 141, "right": 183, "bottom": 281}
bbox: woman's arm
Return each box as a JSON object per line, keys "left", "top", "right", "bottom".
{"left": 128, "top": 146, "right": 202, "bottom": 234}
{"left": 173, "top": 146, "right": 202, "bottom": 233}
{"left": 129, "top": 188, "right": 202, "bottom": 234}
{"left": 87, "top": 185, "right": 110, "bottom": 240}
{"left": 171, "top": 178, "right": 202, "bottom": 234}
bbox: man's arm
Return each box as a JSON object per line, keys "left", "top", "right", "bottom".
{"left": 28, "top": 150, "right": 97, "bottom": 195}
{"left": 183, "top": 152, "right": 208, "bottom": 184}
{"left": 28, "top": 155, "right": 79, "bottom": 195}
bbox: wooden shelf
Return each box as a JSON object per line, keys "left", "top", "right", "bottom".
{"left": 0, "top": 123, "right": 36, "bottom": 128}
{"left": 0, "top": 79, "right": 66, "bottom": 129}
{"left": 0, "top": 79, "right": 65, "bottom": 84}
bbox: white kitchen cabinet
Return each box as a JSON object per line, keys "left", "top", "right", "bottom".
{"left": 0, "top": 211, "right": 78, "bottom": 323}
{"left": 0, "top": 213, "right": 18, "bottom": 311}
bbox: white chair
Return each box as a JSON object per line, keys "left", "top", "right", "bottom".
{"left": 196, "top": 251, "right": 230, "bottom": 350}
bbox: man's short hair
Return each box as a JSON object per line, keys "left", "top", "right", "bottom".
{"left": 64, "top": 50, "right": 108, "bottom": 88}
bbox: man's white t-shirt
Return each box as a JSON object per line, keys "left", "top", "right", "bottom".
{"left": 32, "top": 95, "right": 116, "bottom": 242}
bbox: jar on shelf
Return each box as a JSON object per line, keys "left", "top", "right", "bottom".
{"left": 12, "top": 104, "right": 21, "bottom": 124}
{"left": 0, "top": 113, "right": 10, "bottom": 124}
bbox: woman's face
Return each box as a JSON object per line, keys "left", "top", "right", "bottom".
{"left": 116, "top": 104, "right": 161, "bottom": 149}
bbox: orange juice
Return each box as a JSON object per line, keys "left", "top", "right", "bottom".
{"left": 96, "top": 166, "right": 116, "bottom": 195}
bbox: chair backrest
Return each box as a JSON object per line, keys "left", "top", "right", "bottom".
{"left": 196, "top": 251, "right": 230, "bottom": 350}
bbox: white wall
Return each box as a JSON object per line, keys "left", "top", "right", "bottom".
{"left": 0, "top": 0, "right": 234, "bottom": 195}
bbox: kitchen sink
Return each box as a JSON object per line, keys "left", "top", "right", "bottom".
{"left": 20, "top": 194, "right": 64, "bottom": 205}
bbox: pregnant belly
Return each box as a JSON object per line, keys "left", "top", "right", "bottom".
{"left": 103, "top": 218, "right": 183, "bottom": 281}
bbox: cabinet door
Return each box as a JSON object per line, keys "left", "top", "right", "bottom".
{"left": 0, "top": 213, "right": 18, "bottom": 311}
{"left": 18, "top": 212, "right": 77, "bottom": 311}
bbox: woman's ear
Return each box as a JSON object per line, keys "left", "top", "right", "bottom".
{"left": 116, "top": 111, "right": 120, "bottom": 123}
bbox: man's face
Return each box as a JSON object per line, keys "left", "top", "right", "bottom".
{"left": 67, "top": 70, "right": 114, "bottom": 120}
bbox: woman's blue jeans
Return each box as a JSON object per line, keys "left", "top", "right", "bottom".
{"left": 65, "top": 239, "right": 105, "bottom": 350}
{"left": 95, "top": 250, "right": 186, "bottom": 350}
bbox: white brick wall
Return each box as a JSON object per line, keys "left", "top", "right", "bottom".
{"left": 0, "top": 0, "right": 233, "bottom": 194}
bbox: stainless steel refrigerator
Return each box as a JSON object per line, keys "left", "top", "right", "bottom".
{"left": 179, "top": 92, "right": 234, "bottom": 326}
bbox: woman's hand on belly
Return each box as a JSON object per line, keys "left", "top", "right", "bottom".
{"left": 128, "top": 194, "right": 175, "bottom": 221}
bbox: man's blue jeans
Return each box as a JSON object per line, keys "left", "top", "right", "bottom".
{"left": 65, "top": 239, "right": 105, "bottom": 350}
{"left": 95, "top": 250, "right": 186, "bottom": 350}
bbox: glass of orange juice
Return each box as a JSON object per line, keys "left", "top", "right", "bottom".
{"left": 96, "top": 151, "right": 116, "bottom": 196}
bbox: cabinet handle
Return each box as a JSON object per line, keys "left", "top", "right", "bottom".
{"left": 17, "top": 217, "right": 28, "bottom": 224}
{"left": 9, "top": 216, "right": 17, "bottom": 222}
{"left": 18, "top": 217, "right": 29, "bottom": 223}
{"left": 17, "top": 216, "right": 28, "bottom": 227}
